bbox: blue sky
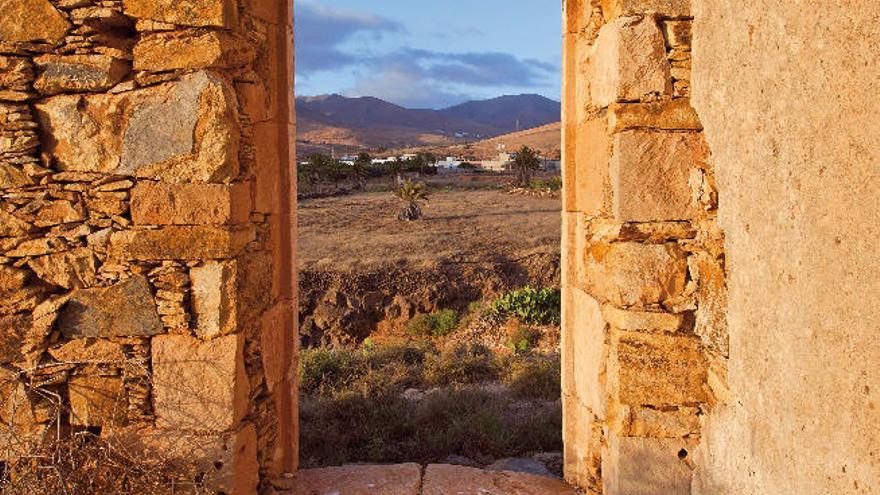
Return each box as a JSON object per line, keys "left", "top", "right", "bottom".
{"left": 295, "top": 0, "right": 562, "bottom": 109}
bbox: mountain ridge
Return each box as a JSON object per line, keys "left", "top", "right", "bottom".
{"left": 295, "top": 93, "right": 560, "bottom": 156}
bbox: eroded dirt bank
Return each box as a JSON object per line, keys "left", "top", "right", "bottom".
{"left": 297, "top": 190, "right": 561, "bottom": 346}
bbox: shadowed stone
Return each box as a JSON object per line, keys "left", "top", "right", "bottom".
{"left": 34, "top": 54, "right": 130, "bottom": 95}
{"left": 68, "top": 375, "right": 128, "bottom": 427}
{"left": 57, "top": 275, "right": 163, "bottom": 338}
{"left": 602, "top": 435, "right": 696, "bottom": 495}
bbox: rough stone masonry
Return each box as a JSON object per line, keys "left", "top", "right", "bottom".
{"left": 561, "top": 1, "right": 727, "bottom": 493}
{"left": 0, "top": 0, "right": 297, "bottom": 492}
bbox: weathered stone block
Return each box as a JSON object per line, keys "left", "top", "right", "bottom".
{"left": 68, "top": 375, "right": 127, "bottom": 426}
{"left": 663, "top": 20, "right": 692, "bottom": 49}
{"left": 583, "top": 242, "right": 688, "bottom": 308}
{"left": 0, "top": 164, "right": 33, "bottom": 189}
{"left": 562, "top": 394, "right": 603, "bottom": 491}
{"left": 689, "top": 252, "right": 728, "bottom": 355}
{"left": 123, "top": 0, "right": 237, "bottom": 28}
{"left": 602, "top": 435, "right": 695, "bottom": 495}
{"left": 290, "top": 464, "right": 422, "bottom": 495}
{"left": 151, "top": 334, "right": 247, "bottom": 432}
{"left": 611, "top": 330, "right": 708, "bottom": 406}
{"left": 33, "top": 200, "right": 86, "bottom": 227}
{"left": 134, "top": 31, "right": 254, "bottom": 72}
{"left": 33, "top": 54, "right": 130, "bottom": 95}
{"left": 130, "top": 182, "right": 251, "bottom": 226}
{"left": 0, "top": 0, "right": 70, "bottom": 44}
{"left": 260, "top": 302, "right": 293, "bottom": 393}
{"left": 35, "top": 71, "right": 240, "bottom": 183}
{"left": 611, "top": 130, "right": 705, "bottom": 222}
{"left": 422, "top": 464, "right": 579, "bottom": 495}
{"left": 562, "top": 287, "right": 608, "bottom": 417}
{"left": 27, "top": 247, "right": 97, "bottom": 289}
{"left": 590, "top": 16, "right": 671, "bottom": 107}
{"left": 57, "top": 275, "right": 163, "bottom": 338}
{"left": 191, "top": 261, "right": 237, "bottom": 340}
{"left": 0, "top": 56, "right": 33, "bottom": 89}
{"left": 601, "top": 304, "right": 685, "bottom": 332}
{"left": 608, "top": 99, "right": 702, "bottom": 133}
{"left": 622, "top": 405, "right": 701, "bottom": 438}
{"left": 48, "top": 338, "right": 126, "bottom": 364}
{"left": 601, "top": 0, "right": 691, "bottom": 20}
{"left": 566, "top": 116, "right": 612, "bottom": 214}
{"left": 110, "top": 225, "right": 254, "bottom": 260}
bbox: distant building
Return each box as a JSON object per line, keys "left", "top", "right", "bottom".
{"left": 541, "top": 159, "right": 561, "bottom": 172}
{"left": 478, "top": 152, "right": 514, "bottom": 172}
{"left": 434, "top": 157, "right": 463, "bottom": 174}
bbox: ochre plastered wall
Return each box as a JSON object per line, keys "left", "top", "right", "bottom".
{"left": 561, "top": 1, "right": 727, "bottom": 493}
{"left": 690, "top": 1, "right": 879, "bottom": 493}
{"left": 0, "top": 0, "right": 297, "bottom": 492}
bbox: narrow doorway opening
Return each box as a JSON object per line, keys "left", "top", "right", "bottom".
{"left": 293, "top": 0, "right": 566, "bottom": 480}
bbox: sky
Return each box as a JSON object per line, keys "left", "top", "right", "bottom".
{"left": 294, "top": 0, "right": 562, "bottom": 109}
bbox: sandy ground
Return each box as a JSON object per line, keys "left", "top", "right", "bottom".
{"left": 297, "top": 190, "right": 562, "bottom": 271}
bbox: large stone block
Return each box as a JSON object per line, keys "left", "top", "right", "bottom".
{"left": 290, "top": 464, "right": 422, "bottom": 495}
{"left": 582, "top": 242, "right": 688, "bottom": 308}
{"left": 689, "top": 252, "right": 729, "bottom": 356}
{"left": 109, "top": 225, "right": 255, "bottom": 260}
{"left": 562, "top": 287, "right": 609, "bottom": 417}
{"left": 68, "top": 375, "right": 127, "bottom": 427}
{"left": 134, "top": 31, "right": 254, "bottom": 72}
{"left": 602, "top": 435, "right": 695, "bottom": 495}
{"left": 611, "top": 330, "right": 708, "bottom": 406}
{"left": 260, "top": 302, "right": 293, "bottom": 393}
{"left": 608, "top": 99, "right": 702, "bottom": 133}
{"left": 566, "top": 116, "right": 612, "bottom": 214}
{"left": 124, "top": 0, "right": 237, "bottom": 27}
{"left": 611, "top": 130, "right": 706, "bottom": 222}
{"left": 601, "top": 304, "right": 685, "bottom": 332}
{"left": 190, "top": 261, "right": 237, "bottom": 340}
{"left": 562, "top": 395, "right": 603, "bottom": 491}
{"left": 589, "top": 16, "right": 671, "bottom": 107}
{"left": 422, "top": 464, "right": 579, "bottom": 495}
{"left": 130, "top": 182, "right": 252, "bottom": 226}
{"left": 621, "top": 405, "right": 701, "bottom": 438}
{"left": 57, "top": 275, "right": 163, "bottom": 338}
{"left": 0, "top": 0, "right": 70, "bottom": 44}
{"left": 33, "top": 54, "right": 130, "bottom": 95}
{"left": 35, "top": 71, "right": 240, "bottom": 183}
{"left": 151, "top": 334, "right": 247, "bottom": 432}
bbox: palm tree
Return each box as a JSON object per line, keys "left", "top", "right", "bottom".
{"left": 393, "top": 179, "right": 429, "bottom": 221}
{"left": 511, "top": 145, "right": 541, "bottom": 187}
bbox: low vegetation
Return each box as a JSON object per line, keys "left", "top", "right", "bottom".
{"left": 298, "top": 340, "right": 562, "bottom": 468}
{"left": 406, "top": 309, "right": 459, "bottom": 337}
{"left": 491, "top": 286, "right": 561, "bottom": 325}
{"left": 393, "top": 179, "right": 430, "bottom": 221}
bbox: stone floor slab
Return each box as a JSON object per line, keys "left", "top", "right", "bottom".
{"left": 288, "top": 463, "right": 422, "bottom": 495}
{"left": 421, "top": 464, "right": 579, "bottom": 495}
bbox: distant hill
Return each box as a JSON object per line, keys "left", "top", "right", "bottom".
{"left": 393, "top": 122, "right": 562, "bottom": 162}
{"left": 295, "top": 94, "right": 560, "bottom": 156}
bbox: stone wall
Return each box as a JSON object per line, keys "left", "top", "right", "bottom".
{"left": 0, "top": 0, "right": 297, "bottom": 492}
{"left": 690, "top": 1, "right": 879, "bottom": 494}
{"left": 560, "top": 1, "right": 726, "bottom": 493}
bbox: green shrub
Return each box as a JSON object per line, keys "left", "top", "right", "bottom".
{"left": 505, "top": 356, "right": 561, "bottom": 400}
{"left": 492, "top": 287, "right": 561, "bottom": 325}
{"left": 505, "top": 325, "right": 540, "bottom": 354}
{"left": 425, "top": 343, "right": 500, "bottom": 386}
{"left": 528, "top": 176, "right": 562, "bottom": 191}
{"left": 406, "top": 309, "right": 459, "bottom": 337}
{"left": 299, "top": 348, "right": 358, "bottom": 396}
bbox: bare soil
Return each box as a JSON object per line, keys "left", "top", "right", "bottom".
{"left": 297, "top": 190, "right": 561, "bottom": 346}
